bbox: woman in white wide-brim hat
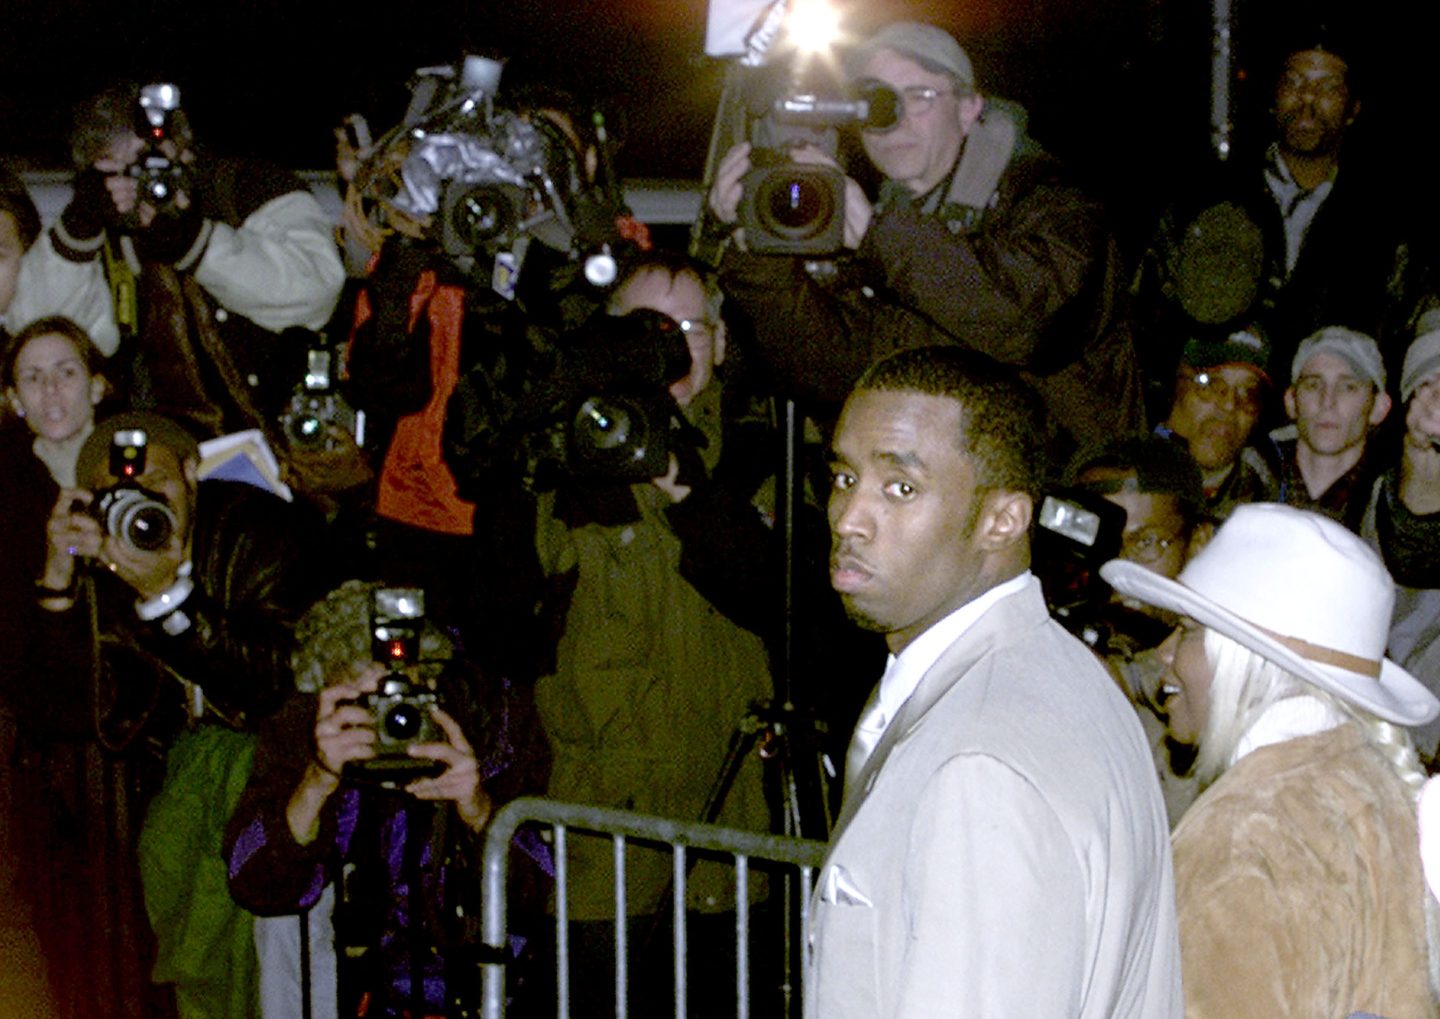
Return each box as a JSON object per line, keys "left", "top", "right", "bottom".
{"left": 1102, "top": 503, "right": 1440, "bottom": 1019}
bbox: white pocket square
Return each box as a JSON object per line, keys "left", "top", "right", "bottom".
{"left": 820, "top": 864, "right": 873, "bottom": 907}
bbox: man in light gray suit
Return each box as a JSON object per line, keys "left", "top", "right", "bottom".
{"left": 811, "top": 346, "right": 1182, "bottom": 1017}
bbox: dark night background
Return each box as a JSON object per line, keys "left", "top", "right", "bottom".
{"left": 2, "top": 0, "right": 1435, "bottom": 249}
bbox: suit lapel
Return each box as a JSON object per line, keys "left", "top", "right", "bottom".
{"left": 828, "top": 580, "right": 1050, "bottom": 842}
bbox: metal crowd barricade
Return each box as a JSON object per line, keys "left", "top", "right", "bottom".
{"left": 479, "top": 797, "right": 829, "bottom": 1019}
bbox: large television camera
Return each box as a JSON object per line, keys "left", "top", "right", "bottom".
{"left": 739, "top": 70, "right": 899, "bottom": 255}
{"left": 381, "top": 56, "right": 618, "bottom": 296}
{"left": 508, "top": 307, "right": 695, "bottom": 491}
{"left": 1033, "top": 489, "right": 1171, "bottom": 659}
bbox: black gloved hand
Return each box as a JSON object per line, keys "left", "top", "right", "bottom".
{"left": 669, "top": 419, "right": 711, "bottom": 493}
{"left": 133, "top": 204, "right": 208, "bottom": 267}
{"left": 59, "top": 169, "right": 116, "bottom": 244}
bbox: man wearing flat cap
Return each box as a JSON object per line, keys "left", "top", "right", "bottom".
{"left": 708, "top": 20, "right": 1140, "bottom": 456}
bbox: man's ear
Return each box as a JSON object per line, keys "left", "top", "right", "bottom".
{"left": 1283, "top": 385, "right": 1298, "bottom": 421}
{"left": 958, "top": 93, "right": 985, "bottom": 134}
{"left": 183, "top": 456, "right": 200, "bottom": 486}
{"left": 713, "top": 319, "right": 727, "bottom": 368}
{"left": 1185, "top": 520, "right": 1216, "bottom": 562}
{"left": 4, "top": 389, "right": 20, "bottom": 418}
{"left": 975, "top": 489, "right": 1032, "bottom": 552}
{"left": 1370, "top": 389, "right": 1393, "bottom": 427}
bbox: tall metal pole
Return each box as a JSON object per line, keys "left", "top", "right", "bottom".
{"left": 1211, "top": 0, "right": 1234, "bottom": 160}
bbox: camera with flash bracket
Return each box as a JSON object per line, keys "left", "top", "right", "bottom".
{"left": 344, "top": 587, "right": 445, "bottom": 785}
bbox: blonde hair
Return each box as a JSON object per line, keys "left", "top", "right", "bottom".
{"left": 1196, "top": 627, "right": 1440, "bottom": 992}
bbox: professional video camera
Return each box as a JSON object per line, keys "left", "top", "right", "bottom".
{"left": 346, "top": 587, "right": 446, "bottom": 786}
{"left": 1033, "top": 489, "right": 1171, "bottom": 658}
{"left": 129, "top": 83, "right": 191, "bottom": 215}
{"left": 278, "top": 339, "right": 363, "bottom": 452}
{"left": 511, "top": 307, "right": 695, "bottom": 490}
{"left": 377, "top": 56, "right": 620, "bottom": 296}
{"left": 739, "top": 67, "right": 899, "bottom": 254}
{"left": 91, "top": 429, "right": 178, "bottom": 554}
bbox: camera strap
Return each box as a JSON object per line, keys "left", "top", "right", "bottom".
{"left": 102, "top": 234, "right": 140, "bottom": 344}
{"left": 929, "top": 102, "right": 1017, "bottom": 234}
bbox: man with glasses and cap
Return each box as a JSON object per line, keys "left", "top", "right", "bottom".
{"left": 708, "top": 20, "right": 1141, "bottom": 455}
{"left": 1156, "top": 324, "right": 1280, "bottom": 521}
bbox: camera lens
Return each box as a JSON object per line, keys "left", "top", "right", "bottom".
{"left": 573, "top": 396, "right": 636, "bottom": 453}
{"left": 757, "top": 172, "right": 837, "bottom": 240}
{"left": 450, "top": 184, "right": 515, "bottom": 248}
{"left": 288, "top": 413, "right": 326, "bottom": 447}
{"left": 125, "top": 504, "right": 174, "bottom": 552}
{"left": 383, "top": 703, "right": 423, "bottom": 741}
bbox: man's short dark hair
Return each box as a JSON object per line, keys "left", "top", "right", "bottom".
{"left": 77, "top": 411, "right": 201, "bottom": 486}
{"left": 0, "top": 165, "right": 41, "bottom": 251}
{"left": 855, "top": 345, "right": 1047, "bottom": 499}
{"left": 1067, "top": 434, "right": 1208, "bottom": 527}
{"left": 71, "top": 83, "right": 194, "bottom": 169}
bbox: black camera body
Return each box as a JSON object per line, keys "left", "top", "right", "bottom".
{"left": 1033, "top": 489, "right": 1172, "bottom": 657}
{"left": 738, "top": 81, "right": 898, "bottom": 255}
{"left": 279, "top": 346, "right": 361, "bottom": 451}
{"left": 740, "top": 145, "right": 847, "bottom": 255}
{"left": 345, "top": 588, "right": 445, "bottom": 785}
{"left": 509, "top": 308, "right": 693, "bottom": 490}
{"left": 92, "top": 429, "right": 177, "bottom": 553}
{"left": 129, "top": 83, "right": 192, "bottom": 216}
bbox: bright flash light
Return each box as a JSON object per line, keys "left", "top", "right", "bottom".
{"left": 787, "top": 0, "right": 842, "bottom": 54}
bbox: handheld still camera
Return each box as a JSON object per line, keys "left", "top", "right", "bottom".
{"left": 91, "top": 429, "right": 178, "bottom": 554}
{"left": 129, "top": 83, "right": 191, "bottom": 215}
{"left": 345, "top": 588, "right": 445, "bottom": 785}
{"left": 738, "top": 69, "right": 899, "bottom": 254}
{"left": 1033, "top": 490, "right": 1172, "bottom": 657}
{"left": 278, "top": 339, "right": 364, "bottom": 452}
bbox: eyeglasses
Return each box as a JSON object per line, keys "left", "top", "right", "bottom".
{"left": 894, "top": 86, "right": 956, "bottom": 117}
{"left": 1122, "top": 529, "right": 1185, "bottom": 566}
{"left": 856, "top": 81, "right": 963, "bottom": 131}
{"left": 1179, "top": 369, "right": 1263, "bottom": 412}
{"left": 678, "top": 319, "right": 716, "bottom": 341}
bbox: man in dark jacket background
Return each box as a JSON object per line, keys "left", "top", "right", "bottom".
{"left": 707, "top": 20, "right": 1141, "bottom": 456}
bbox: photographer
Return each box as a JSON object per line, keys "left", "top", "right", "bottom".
{"left": 1065, "top": 435, "right": 1214, "bottom": 824}
{"left": 223, "top": 580, "right": 551, "bottom": 1018}
{"left": 708, "top": 21, "right": 1140, "bottom": 454}
{"left": 345, "top": 68, "right": 643, "bottom": 653}
{"left": 20, "top": 82, "right": 344, "bottom": 438}
{"left": 30, "top": 410, "right": 330, "bottom": 1017}
{"left": 456, "top": 251, "right": 785, "bottom": 1016}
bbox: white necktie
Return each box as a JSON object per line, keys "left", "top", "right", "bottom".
{"left": 845, "top": 660, "right": 899, "bottom": 790}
